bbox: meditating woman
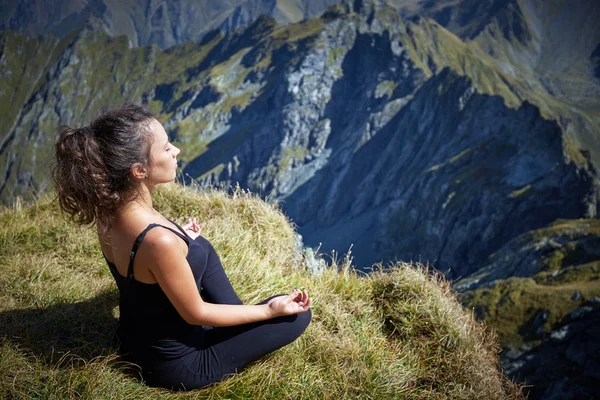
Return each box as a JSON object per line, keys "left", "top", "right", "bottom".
{"left": 52, "top": 103, "right": 312, "bottom": 390}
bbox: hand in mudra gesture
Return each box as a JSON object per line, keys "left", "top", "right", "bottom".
{"left": 182, "top": 217, "right": 202, "bottom": 239}
{"left": 267, "top": 289, "right": 312, "bottom": 317}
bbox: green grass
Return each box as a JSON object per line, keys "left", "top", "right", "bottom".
{"left": 271, "top": 18, "right": 323, "bottom": 42}
{"left": 375, "top": 80, "right": 399, "bottom": 99}
{"left": 327, "top": 47, "right": 345, "bottom": 67}
{"left": 279, "top": 146, "right": 310, "bottom": 169}
{"left": 0, "top": 183, "right": 523, "bottom": 399}
{"left": 0, "top": 31, "right": 67, "bottom": 135}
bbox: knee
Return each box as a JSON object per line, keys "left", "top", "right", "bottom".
{"left": 259, "top": 295, "right": 312, "bottom": 335}
{"left": 295, "top": 308, "right": 312, "bottom": 334}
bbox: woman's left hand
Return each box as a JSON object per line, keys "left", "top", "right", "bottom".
{"left": 182, "top": 217, "right": 202, "bottom": 239}
{"left": 267, "top": 289, "right": 312, "bottom": 317}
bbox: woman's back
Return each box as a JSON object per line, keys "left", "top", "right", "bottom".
{"left": 98, "top": 212, "right": 187, "bottom": 284}
{"left": 102, "top": 220, "right": 208, "bottom": 364}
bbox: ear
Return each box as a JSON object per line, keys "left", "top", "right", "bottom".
{"left": 130, "top": 162, "right": 147, "bottom": 180}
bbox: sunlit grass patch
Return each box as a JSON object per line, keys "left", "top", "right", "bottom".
{"left": 0, "top": 183, "right": 522, "bottom": 399}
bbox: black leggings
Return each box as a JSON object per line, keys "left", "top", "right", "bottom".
{"left": 141, "top": 238, "right": 312, "bottom": 390}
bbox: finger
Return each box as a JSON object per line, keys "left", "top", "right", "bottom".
{"left": 288, "top": 289, "right": 300, "bottom": 302}
{"left": 296, "top": 290, "right": 306, "bottom": 304}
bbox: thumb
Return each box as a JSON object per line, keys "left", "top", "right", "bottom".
{"left": 287, "top": 289, "right": 300, "bottom": 302}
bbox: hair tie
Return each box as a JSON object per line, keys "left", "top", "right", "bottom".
{"left": 80, "top": 126, "right": 94, "bottom": 137}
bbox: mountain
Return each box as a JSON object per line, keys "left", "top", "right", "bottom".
{"left": 0, "top": 0, "right": 340, "bottom": 48}
{"left": 3, "top": 0, "right": 598, "bottom": 159}
{"left": 1, "top": 1, "right": 599, "bottom": 277}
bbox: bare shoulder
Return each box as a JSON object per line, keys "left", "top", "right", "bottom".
{"left": 143, "top": 226, "right": 181, "bottom": 248}
{"left": 135, "top": 226, "right": 188, "bottom": 269}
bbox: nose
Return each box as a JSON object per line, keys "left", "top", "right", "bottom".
{"left": 173, "top": 145, "right": 181, "bottom": 157}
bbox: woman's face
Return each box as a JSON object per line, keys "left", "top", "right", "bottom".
{"left": 146, "top": 118, "right": 180, "bottom": 183}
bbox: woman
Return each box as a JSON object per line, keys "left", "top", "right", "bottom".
{"left": 53, "top": 103, "right": 312, "bottom": 390}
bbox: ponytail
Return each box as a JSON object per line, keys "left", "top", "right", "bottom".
{"left": 52, "top": 103, "right": 155, "bottom": 230}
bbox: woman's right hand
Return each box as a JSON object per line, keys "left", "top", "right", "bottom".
{"left": 267, "top": 289, "right": 312, "bottom": 317}
{"left": 182, "top": 217, "right": 202, "bottom": 240}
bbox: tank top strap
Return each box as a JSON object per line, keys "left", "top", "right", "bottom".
{"left": 166, "top": 218, "right": 189, "bottom": 237}
{"left": 127, "top": 223, "right": 190, "bottom": 280}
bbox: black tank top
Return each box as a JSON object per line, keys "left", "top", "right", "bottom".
{"left": 104, "top": 222, "right": 212, "bottom": 364}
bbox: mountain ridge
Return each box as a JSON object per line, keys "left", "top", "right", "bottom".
{"left": 0, "top": 0, "right": 340, "bottom": 48}
{"left": 1, "top": 2, "right": 598, "bottom": 275}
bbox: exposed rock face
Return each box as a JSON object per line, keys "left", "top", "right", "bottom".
{"left": 457, "top": 219, "right": 600, "bottom": 399}
{"left": 455, "top": 220, "right": 600, "bottom": 291}
{"left": 593, "top": 44, "right": 600, "bottom": 81}
{"left": 178, "top": 8, "right": 599, "bottom": 278}
{"left": 504, "top": 299, "right": 600, "bottom": 400}
{"left": 408, "top": 0, "right": 531, "bottom": 41}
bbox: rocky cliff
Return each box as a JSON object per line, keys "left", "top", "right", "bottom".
{"left": 456, "top": 219, "right": 600, "bottom": 399}
{"left": 175, "top": 2, "right": 599, "bottom": 278}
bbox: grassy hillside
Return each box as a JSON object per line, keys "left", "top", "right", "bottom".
{"left": 0, "top": 183, "right": 522, "bottom": 399}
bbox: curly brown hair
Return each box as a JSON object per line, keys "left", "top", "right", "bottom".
{"left": 53, "top": 103, "right": 156, "bottom": 230}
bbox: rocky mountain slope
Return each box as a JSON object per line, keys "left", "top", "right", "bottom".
{"left": 456, "top": 219, "right": 600, "bottom": 398}
{"left": 5, "top": 0, "right": 599, "bottom": 124}
{"left": 0, "top": 0, "right": 339, "bottom": 48}
{"left": 1, "top": 1, "right": 599, "bottom": 278}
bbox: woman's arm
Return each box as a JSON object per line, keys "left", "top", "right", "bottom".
{"left": 138, "top": 229, "right": 311, "bottom": 327}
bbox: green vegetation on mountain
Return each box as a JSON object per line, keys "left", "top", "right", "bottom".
{"left": 0, "top": 183, "right": 523, "bottom": 399}
{"left": 0, "top": 31, "right": 64, "bottom": 134}
{"left": 459, "top": 219, "right": 600, "bottom": 347}
{"left": 2, "top": 2, "right": 597, "bottom": 200}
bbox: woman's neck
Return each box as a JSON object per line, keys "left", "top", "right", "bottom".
{"left": 119, "top": 184, "right": 157, "bottom": 220}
